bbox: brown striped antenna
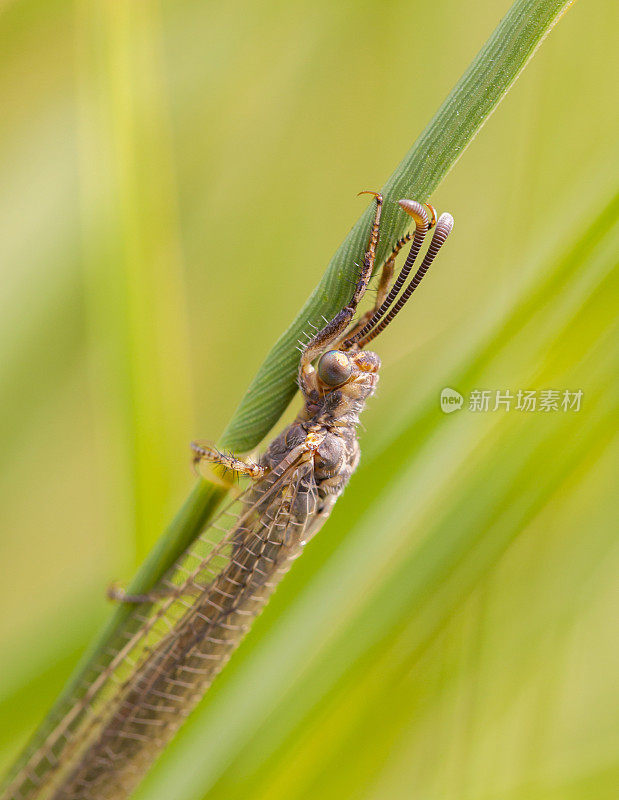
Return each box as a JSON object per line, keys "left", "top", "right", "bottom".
{"left": 345, "top": 200, "right": 454, "bottom": 348}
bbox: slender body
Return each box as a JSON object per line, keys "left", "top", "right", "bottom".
{"left": 1, "top": 193, "right": 453, "bottom": 800}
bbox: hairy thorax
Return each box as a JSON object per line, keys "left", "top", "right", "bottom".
{"left": 263, "top": 349, "right": 381, "bottom": 505}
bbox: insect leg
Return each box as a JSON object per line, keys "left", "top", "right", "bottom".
{"left": 340, "top": 232, "right": 412, "bottom": 343}
{"left": 299, "top": 191, "right": 383, "bottom": 392}
{"left": 107, "top": 582, "right": 163, "bottom": 604}
{"left": 106, "top": 581, "right": 198, "bottom": 605}
{"left": 191, "top": 441, "right": 267, "bottom": 480}
{"left": 343, "top": 199, "right": 433, "bottom": 347}
{"left": 355, "top": 209, "right": 454, "bottom": 346}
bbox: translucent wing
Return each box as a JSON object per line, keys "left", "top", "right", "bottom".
{"left": 7, "top": 445, "right": 317, "bottom": 800}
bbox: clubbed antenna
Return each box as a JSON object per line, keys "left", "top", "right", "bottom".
{"left": 356, "top": 210, "right": 454, "bottom": 346}
{"left": 344, "top": 199, "right": 430, "bottom": 347}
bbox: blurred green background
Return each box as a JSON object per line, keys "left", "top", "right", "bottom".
{"left": 1, "top": 1, "right": 617, "bottom": 799}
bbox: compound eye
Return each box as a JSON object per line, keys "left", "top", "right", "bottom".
{"left": 317, "top": 350, "right": 352, "bottom": 386}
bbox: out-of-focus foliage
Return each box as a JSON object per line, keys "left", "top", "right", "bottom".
{"left": 0, "top": 1, "right": 616, "bottom": 799}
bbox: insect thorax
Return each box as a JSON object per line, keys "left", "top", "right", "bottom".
{"left": 262, "top": 348, "right": 381, "bottom": 503}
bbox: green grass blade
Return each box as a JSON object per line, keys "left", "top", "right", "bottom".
{"left": 0, "top": 0, "right": 577, "bottom": 795}
{"left": 135, "top": 182, "right": 617, "bottom": 800}
{"left": 220, "top": 0, "right": 577, "bottom": 452}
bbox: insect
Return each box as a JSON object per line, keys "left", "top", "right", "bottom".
{"left": 1, "top": 192, "right": 453, "bottom": 800}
